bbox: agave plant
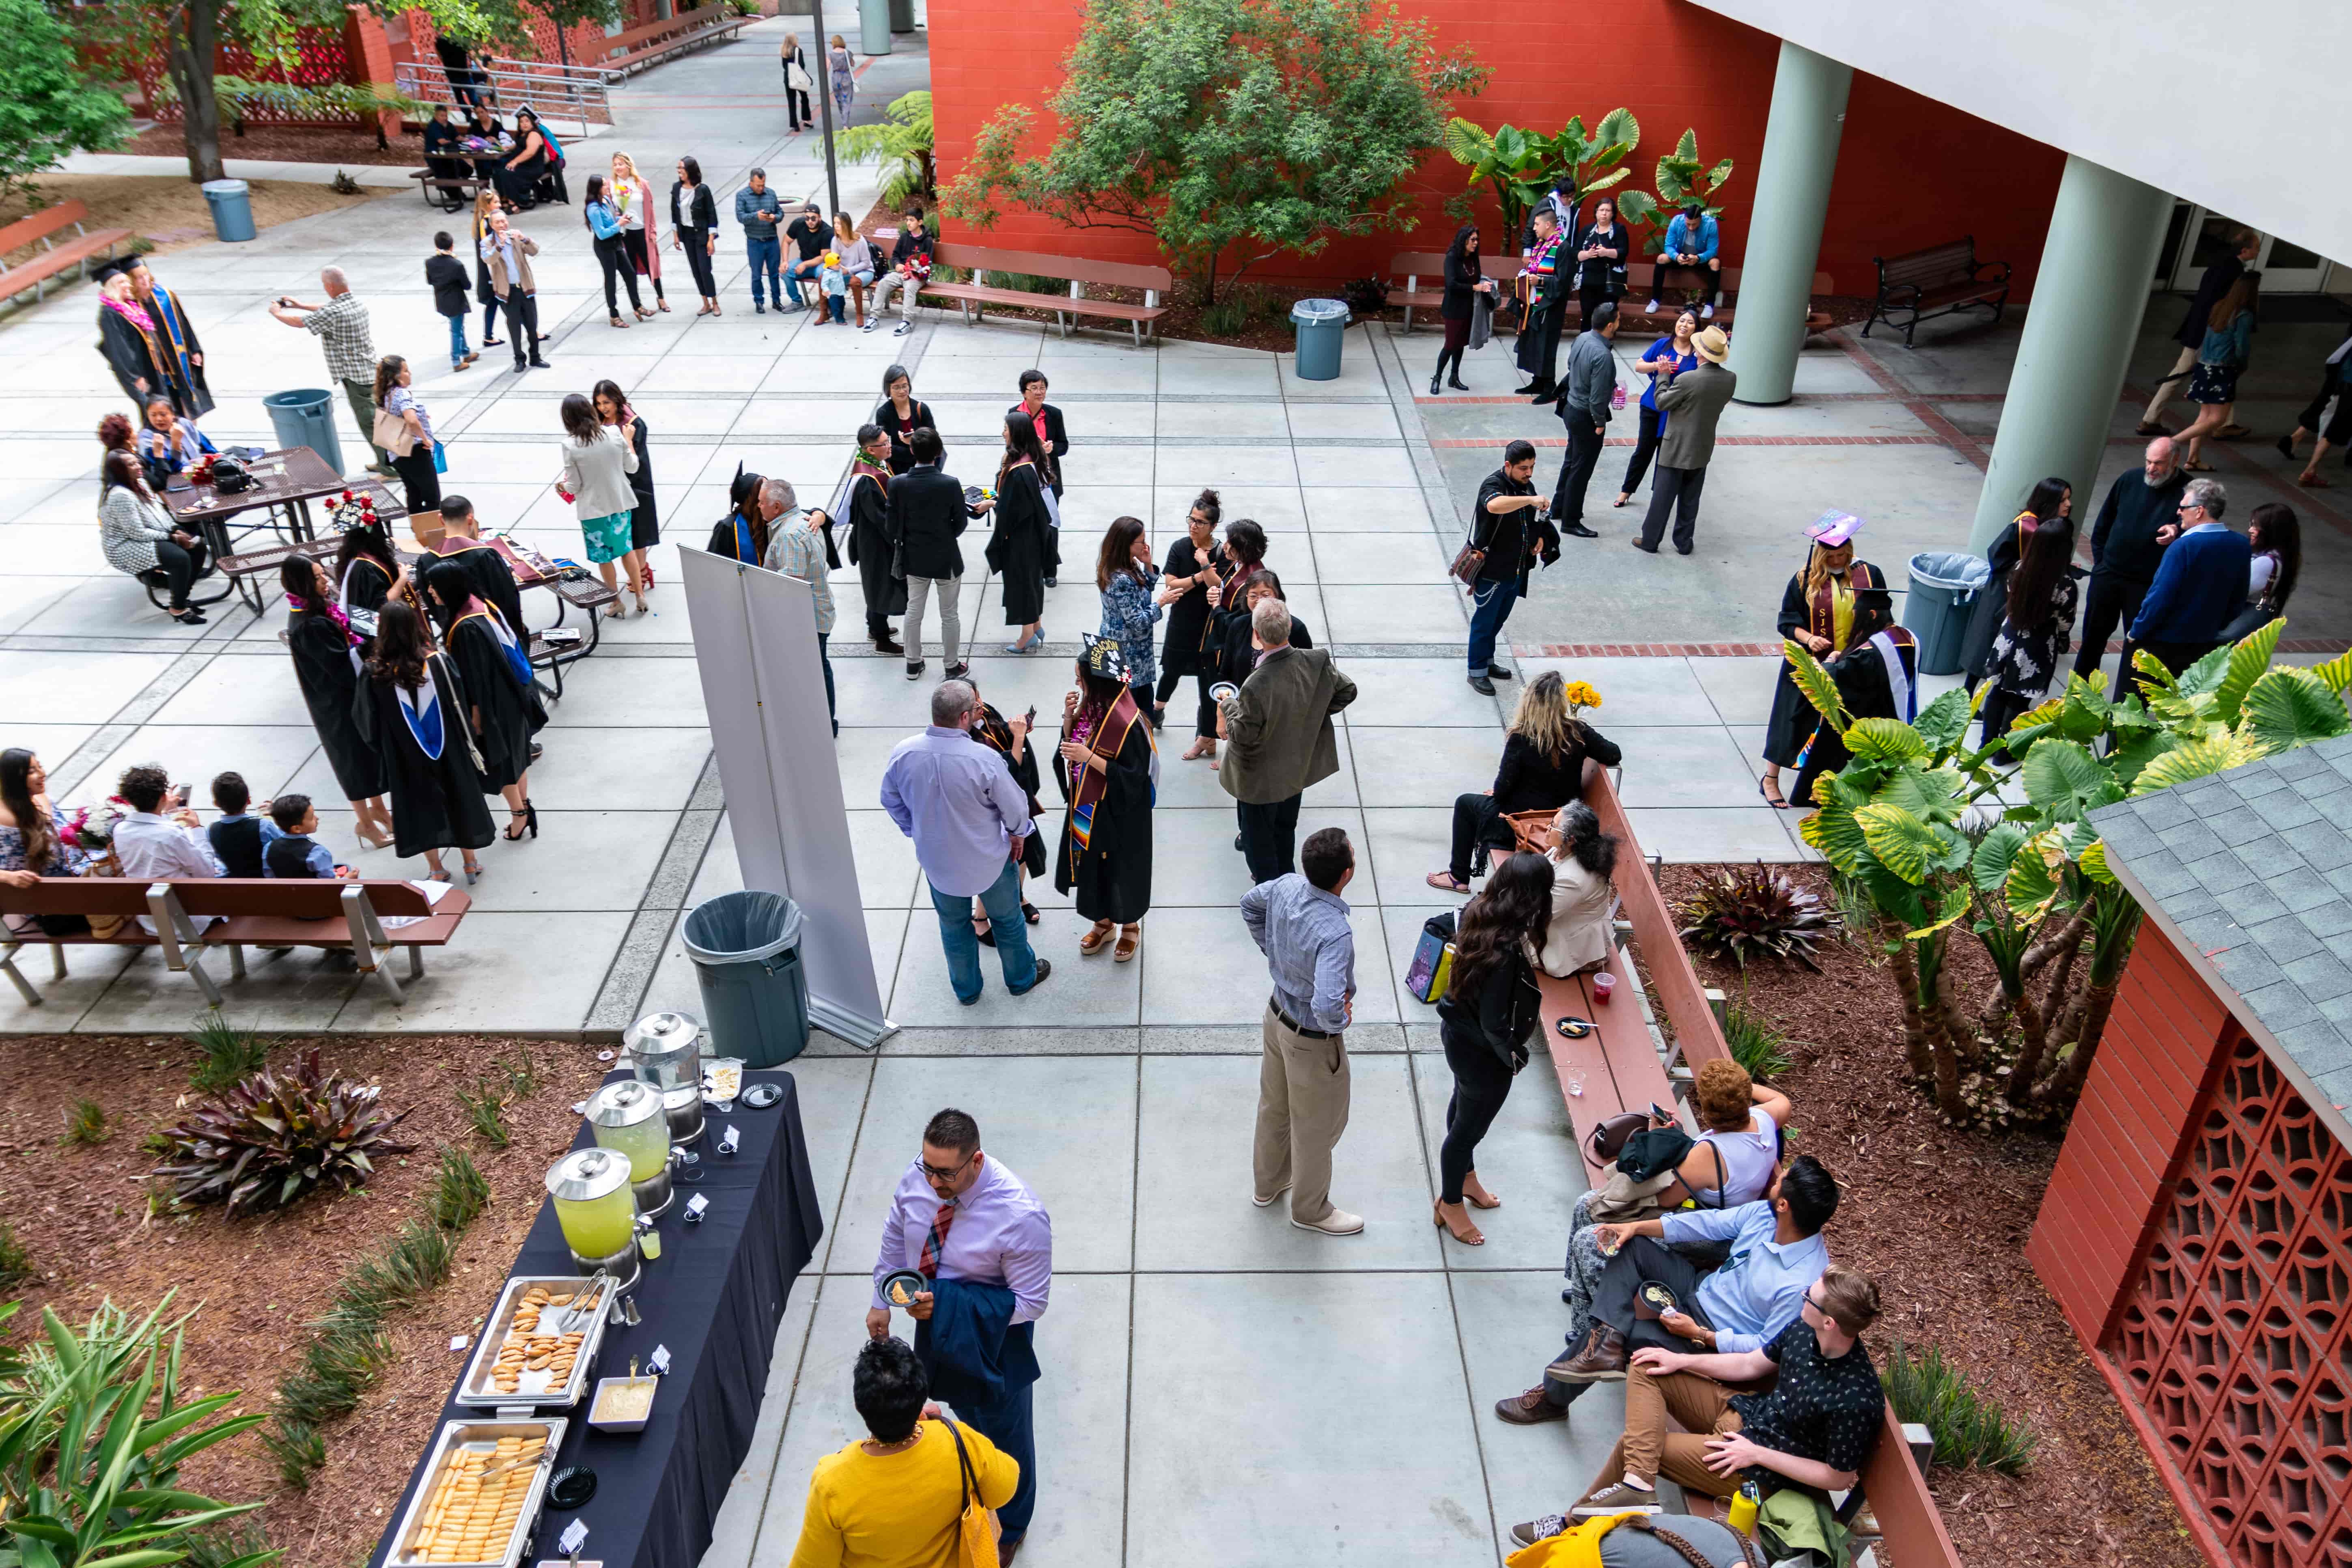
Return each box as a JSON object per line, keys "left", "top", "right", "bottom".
{"left": 1678, "top": 863, "right": 1838, "bottom": 970}
{"left": 1642, "top": 128, "right": 1735, "bottom": 254}
{"left": 151, "top": 1048, "right": 414, "bottom": 1213}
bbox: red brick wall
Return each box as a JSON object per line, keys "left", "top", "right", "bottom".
{"left": 2027, "top": 926, "right": 2233, "bottom": 1347}
{"left": 924, "top": 0, "right": 2070, "bottom": 296}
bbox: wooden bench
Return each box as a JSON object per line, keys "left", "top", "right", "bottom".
{"left": 0, "top": 877, "right": 471, "bottom": 1008}
{"left": 587, "top": 9, "right": 754, "bottom": 76}
{"left": 412, "top": 167, "right": 487, "bottom": 211}
{"left": 1863, "top": 237, "right": 2010, "bottom": 347}
{"left": 1387, "top": 252, "right": 1833, "bottom": 336}
{"left": 910, "top": 242, "right": 1172, "bottom": 347}
{"left": 0, "top": 200, "right": 134, "bottom": 310}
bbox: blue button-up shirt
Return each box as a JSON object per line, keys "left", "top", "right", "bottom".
{"left": 1660, "top": 1200, "right": 1829, "bottom": 1354}
{"left": 1239, "top": 872, "right": 1355, "bottom": 1034}
{"left": 734, "top": 184, "right": 782, "bottom": 234}
{"left": 879, "top": 726, "right": 1036, "bottom": 899}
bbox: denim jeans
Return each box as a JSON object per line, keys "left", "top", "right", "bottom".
{"left": 1467, "top": 574, "right": 1520, "bottom": 672}
{"left": 929, "top": 859, "right": 1037, "bottom": 1003}
{"left": 745, "top": 235, "right": 783, "bottom": 305}
{"left": 446, "top": 314, "right": 470, "bottom": 366}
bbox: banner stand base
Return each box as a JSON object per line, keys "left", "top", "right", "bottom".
{"left": 810, "top": 996, "right": 896, "bottom": 1053}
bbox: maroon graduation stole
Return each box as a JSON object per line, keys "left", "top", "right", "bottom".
{"left": 1066, "top": 688, "right": 1151, "bottom": 858}
{"left": 1807, "top": 559, "right": 1881, "bottom": 650}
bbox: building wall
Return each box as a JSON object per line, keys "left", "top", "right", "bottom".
{"left": 924, "top": 0, "right": 2070, "bottom": 296}
{"left": 2028, "top": 926, "right": 2231, "bottom": 1345}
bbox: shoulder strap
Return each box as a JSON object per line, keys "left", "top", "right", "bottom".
{"left": 942, "top": 1417, "right": 978, "bottom": 1513}
{"left": 1622, "top": 1515, "right": 1766, "bottom": 1568}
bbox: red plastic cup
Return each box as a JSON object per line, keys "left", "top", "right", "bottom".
{"left": 1594, "top": 971, "right": 1616, "bottom": 1005}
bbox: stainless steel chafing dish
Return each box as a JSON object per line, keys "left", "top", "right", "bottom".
{"left": 385, "top": 1415, "right": 568, "bottom": 1568}
{"left": 453, "top": 1275, "right": 615, "bottom": 1410}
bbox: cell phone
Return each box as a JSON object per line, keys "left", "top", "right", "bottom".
{"left": 1650, "top": 1101, "right": 1673, "bottom": 1126}
{"left": 1023, "top": 706, "right": 1037, "bottom": 728}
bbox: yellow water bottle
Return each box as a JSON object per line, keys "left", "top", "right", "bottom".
{"left": 1727, "top": 1480, "right": 1760, "bottom": 1537}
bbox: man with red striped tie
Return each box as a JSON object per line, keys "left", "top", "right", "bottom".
{"left": 866, "top": 1107, "right": 1053, "bottom": 1563}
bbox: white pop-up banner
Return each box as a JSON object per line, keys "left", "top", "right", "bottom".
{"left": 678, "top": 545, "right": 892, "bottom": 1049}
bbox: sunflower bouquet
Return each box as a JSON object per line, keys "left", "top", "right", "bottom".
{"left": 1562, "top": 680, "right": 1603, "bottom": 717}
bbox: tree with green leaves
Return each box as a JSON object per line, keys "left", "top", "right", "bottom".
{"left": 943, "top": 0, "right": 1487, "bottom": 302}
{"left": 0, "top": 0, "right": 132, "bottom": 206}
{"left": 1444, "top": 109, "right": 1653, "bottom": 239}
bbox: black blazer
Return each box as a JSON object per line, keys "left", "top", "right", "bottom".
{"left": 670, "top": 181, "right": 717, "bottom": 232}
{"left": 1572, "top": 223, "right": 1628, "bottom": 295}
{"left": 1436, "top": 945, "right": 1541, "bottom": 1069}
{"left": 1007, "top": 401, "right": 1069, "bottom": 494}
{"left": 1441, "top": 247, "right": 1486, "bottom": 322}
{"left": 887, "top": 464, "right": 976, "bottom": 580}
{"left": 874, "top": 397, "right": 941, "bottom": 474}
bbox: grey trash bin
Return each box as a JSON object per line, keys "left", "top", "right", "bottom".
{"left": 683, "top": 890, "right": 811, "bottom": 1067}
{"left": 263, "top": 389, "right": 344, "bottom": 477}
{"left": 1904, "top": 550, "right": 1992, "bottom": 676}
{"left": 1289, "top": 298, "right": 1350, "bottom": 381}
{"left": 857, "top": 0, "right": 892, "bottom": 54}
{"left": 201, "top": 179, "right": 256, "bottom": 243}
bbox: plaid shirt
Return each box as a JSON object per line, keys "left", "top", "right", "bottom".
{"left": 760, "top": 510, "right": 835, "bottom": 634}
{"left": 306, "top": 292, "right": 378, "bottom": 382}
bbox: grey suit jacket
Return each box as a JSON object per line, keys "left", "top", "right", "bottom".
{"left": 1217, "top": 646, "right": 1357, "bottom": 805}
{"left": 1654, "top": 361, "right": 1736, "bottom": 470}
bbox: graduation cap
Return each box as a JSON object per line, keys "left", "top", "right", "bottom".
{"left": 1079, "top": 632, "right": 1130, "bottom": 685}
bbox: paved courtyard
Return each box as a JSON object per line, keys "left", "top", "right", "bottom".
{"left": 2, "top": 22, "right": 2347, "bottom": 1565}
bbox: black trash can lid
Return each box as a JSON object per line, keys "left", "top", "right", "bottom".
{"left": 682, "top": 889, "right": 802, "bottom": 964}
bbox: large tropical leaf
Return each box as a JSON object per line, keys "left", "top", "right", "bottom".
{"left": 1799, "top": 798, "right": 1871, "bottom": 872}
{"left": 2210, "top": 618, "right": 2285, "bottom": 724}
{"left": 2080, "top": 837, "right": 2115, "bottom": 885}
{"left": 1673, "top": 128, "right": 1698, "bottom": 161}
{"left": 1971, "top": 822, "right": 2031, "bottom": 895}
{"left": 1492, "top": 124, "right": 1531, "bottom": 166}
{"left": 1856, "top": 803, "right": 1951, "bottom": 885}
{"left": 1594, "top": 107, "right": 1640, "bottom": 157}
{"left": 2312, "top": 646, "right": 2352, "bottom": 694}
{"left": 1905, "top": 881, "right": 1973, "bottom": 940}
{"left": 1876, "top": 765, "right": 1966, "bottom": 824}
{"left": 2020, "top": 740, "right": 2113, "bottom": 823}
{"left": 1583, "top": 166, "right": 1632, "bottom": 194}
{"left": 1783, "top": 640, "right": 1849, "bottom": 732}
{"left": 1703, "top": 155, "right": 1735, "bottom": 193}
{"left": 2241, "top": 668, "right": 2352, "bottom": 752}
{"left": 1614, "top": 190, "right": 1660, "bottom": 226}
{"left": 2132, "top": 734, "right": 2258, "bottom": 795}
{"left": 1912, "top": 687, "right": 1973, "bottom": 752}
{"left": 2005, "top": 829, "right": 2068, "bottom": 922}
{"left": 1846, "top": 717, "right": 1928, "bottom": 763}
{"left": 2173, "top": 641, "right": 2233, "bottom": 697}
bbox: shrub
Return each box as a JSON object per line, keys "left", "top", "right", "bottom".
{"left": 1678, "top": 863, "right": 1837, "bottom": 969}
{"left": 1884, "top": 1339, "right": 2036, "bottom": 1475}
{"left": 337, "top": 1220, "right": 454, "bottom": 1318}
{"left": 190, "top": 1012, "right": 269, "bottom": 1092}
{"left": 429, "top": 1145, "right": 492, "bottom": 1231}
{"left": 179, "top": 1521, "right": 279, "bottom": 1568}
{"left": 61, "top": 1097, "right": 106, "bottom": 1146}
{"left": 1723, "top": 1000, "right": 1792, "bottom": 1080}
{"left": 0, "top": 1221, "right": 32, "bottom": 1290}
{"left": 497, "top": 1049, "right": 543, "bottom": 1100}
{"left": 457, "top": 1081, "right": 511, "bottom": 1148}
{"left": 261, "top": 1418, "right": 327, "bottom": 1489}
{"left": 151, "top": 1048, "right": 416, "bottom": 1212}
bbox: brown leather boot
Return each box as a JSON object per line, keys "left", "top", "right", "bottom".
{"left": 1546, "top": 1323, "right": 1630, "bottom": 1384}
{"left": 1493, "top": 1385, "right": 1566, "bottom": 1425}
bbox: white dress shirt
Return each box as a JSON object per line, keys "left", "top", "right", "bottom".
{"left": 111, "top": 811, "right": 221, "bottom": 933}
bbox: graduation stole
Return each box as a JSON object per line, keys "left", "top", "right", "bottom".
{"left": 149, "top": 284, "right": 199, "bottom": 393}
{"left": 396, "top": 669, "right": 446, "bottom": 760}
{"left": 453, "top": 605, "right": 532, "bottom": 691}
{"left": 1808, "top": 560, "right": 1880, "bottom": 651}
{"left": 1517, "top": 232, "right": 1562, "bottom": 307}
{"left": 829, "top": 453, "right": 891, "bottom": 523}
{"left": 1066, "top": 689, "right": 1152, "bottom": 857}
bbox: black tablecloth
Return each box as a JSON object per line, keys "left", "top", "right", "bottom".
{"left": 370, "top": 1070, "right": 824, "bottom": 1568}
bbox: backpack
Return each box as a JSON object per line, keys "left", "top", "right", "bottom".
{"left": 1404, "top": 911, "right": 1456, "bottom": 1003}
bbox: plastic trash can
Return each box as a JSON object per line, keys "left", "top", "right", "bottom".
{"left": 263, "top": 388, "right": 344, "bottom": 477}
{"left": 888, "top": 0, "right": 915, "bottom": 30}
{"left": 1904, "top": 550, "right": 1992, "bottom": 676}
{"left": 201, "top": 179, "right": 256, "bottom": 243}
{"left": 682, "top": 890, "right": 811, "bottom": 1067}
{"left": 1289, "top": 298, "right": 1350, "bottom": 381}
{"left": 857, "top": 0, "right": 892, "bottom": 54}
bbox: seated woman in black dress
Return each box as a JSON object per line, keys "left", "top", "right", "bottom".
{"left": 282, "top": 556, "right": 393, "bottom": 849}
{"left": 495, "top": 108, "right": 554, "bottom": 211}
{"left": 1426, "top": 670, "right": 1620, "bottom": 893}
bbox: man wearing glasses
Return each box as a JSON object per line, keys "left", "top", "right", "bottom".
{"left": 2126, "top": 476, "right": 2251, "bottom": 699}
{"left": 866, "top": 1107, "right": 1052, "bottom": 1564}
{"left": 1510, "top": 1264, "right": 1886, "bottom": 1546}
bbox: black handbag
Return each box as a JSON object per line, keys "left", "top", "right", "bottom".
{"left": 209, "top": 455, "right": 254, "bottom": 494}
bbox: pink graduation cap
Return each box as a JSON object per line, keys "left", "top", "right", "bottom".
{"left": 1805, "top": 510, "right": 1863, "bottom": 547}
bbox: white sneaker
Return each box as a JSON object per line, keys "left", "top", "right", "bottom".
{"left": 1701, "top": 303, "right": 1715, "bottom": 319}
{"left": 1644, "top": 298, "right": 1661, "bottom": 314}
{"left": 893, "top": 321, "right": 914, "bottom": 336}
{"left": 861, "top": 320, "right": 877, "bottom": 333}
{"left": 1291, "top": 1207, "right": 1364, "bottom": 1236}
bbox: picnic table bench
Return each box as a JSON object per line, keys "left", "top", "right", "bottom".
{"left": 587, "top": 9, "right": 754, "bottom": 75}
{"left": 411, "top": 167, "right": 489, "bottom": 211}
{"left": 0, "top": 877, "right": 471, "bottom": 1008}
{"left": 1863, "top": 237, "right": 2010, "bottom": 347}
{"left": 1387, "top": 253, "right": 1834, "bottom": 337}
{"left": 899, "top": 240, "right": 1172, "bottom": 346}
{"left": 0, "top": 201, "right": 134, "bottom": 311}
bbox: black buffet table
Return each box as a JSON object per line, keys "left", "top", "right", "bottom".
{"left": 370, "top": 1069, "right": 824, "bottom": 1568}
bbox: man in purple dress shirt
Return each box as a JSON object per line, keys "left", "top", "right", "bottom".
{"left": 880, "top": 680, "right": 1054, "bottom": 1005}
{"left": 866, "top": 1108, "right": 1053, "bottom": 1561}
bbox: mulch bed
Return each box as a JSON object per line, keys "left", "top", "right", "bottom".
{"left": 0, "top": 1032, "right": 613, "bottom": 1568}
{"left": 123, "top": 122, "right": 422, "bottom": 169}
{"left": 1657, "top": 864, "right": 2201, "bottom": 1568}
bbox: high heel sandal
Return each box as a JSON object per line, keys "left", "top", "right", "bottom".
{"left": 656, "top": 299, "right": 671, "bottom": 313}
{"left": 610, "top": 314, "right": 630, "bottom": 329}
{"left": 463, "top": 862, "right": 481, "bottom": 885}
{"left": 1433, "top": 1199, "right": 1486, "bottom": 1246}
{"left": 1079, "top": 920, "right": 1114, "bottom": 956}
{"left": 634, "top": 306, "right": 655, "bottom": 321}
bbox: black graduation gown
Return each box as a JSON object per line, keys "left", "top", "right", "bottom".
{"left": 424, "top": 540, "right": 527, "bottom": 639}
{"left": 1791, "top": 629, "right": 1919, "bottom": 810}
{"left": 354, "top": 658, "right": 497, "bottom": 857}
{"left": 984, "top": 461, "right": 1057, "bottom": 625}
{"left": 873, "top": 398, "right": 941, "bottom": 475}
{"left": 845, "top": 467, "right": 906, "bottom": 618}
{"left": 622, "top": 414, "right": 659, "bottom": 551}
{"left": 342, "top": 555, "right": 396, "bottom": 615}
{"left": 974, "top": 703, "right": 1048, "bottom": 879}
{"left": 1159, "top": 537, "right": 1227, "bottom": 679}
{"left": 98, "top": 306, "right": 173, "bottom": 409}
{"left": 143, "top": 284, "right": 213, "bottom": 419}
{"left": 1210, "top": 593, "right": 1313, "bottom": 682}
{"left": 446, "top": 612, "right": 546, "bottom": 792}
{"left": 1764, "top": 560, "right": 1884, "bottom": 767}
{"left": 288, "top": 612, "right": 388, "bottom": 800}
{"left": 706, "top": 510, "right": 764, "bottom": 563}
{"left": 1053, "top": 703, "right": 1155, "bottom": 924}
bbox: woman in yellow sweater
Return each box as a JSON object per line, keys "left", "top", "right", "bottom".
{"left": 789, "top": 1338, "right": 1022, "bottom": 1568}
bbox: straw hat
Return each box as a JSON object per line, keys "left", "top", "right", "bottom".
{"left": 1693, "top": 326, "right": 1730, "bottom": 364}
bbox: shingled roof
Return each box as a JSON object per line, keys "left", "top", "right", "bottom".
{"left": 2088, "top": 732, "right": 2352, "bottom": 1110}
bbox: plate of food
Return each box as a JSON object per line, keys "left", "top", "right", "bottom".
{"left": 879, "top": 1269, "right": 928, "bottom": 1309}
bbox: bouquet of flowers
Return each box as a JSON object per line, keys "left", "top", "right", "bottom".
{"left": 1562, "top": 680, "right": 1603, "bottom": 718}
{"left": 327, "top": 488, "right": 382, "bottom": 534}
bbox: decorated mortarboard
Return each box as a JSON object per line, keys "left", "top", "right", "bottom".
{"left": 1805, "top": 510, "right": 1863, "bottom": 547}
{"left": 1079, "top": 631, "right": 1130, "bottom": 685}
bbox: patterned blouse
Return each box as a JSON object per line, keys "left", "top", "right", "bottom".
{"left": 0, "top": 822, "right": 90, "bottom": 878}
{"left": 1988, "top": 573, "right": 2079, "bottom": 698}
{"left": 1098, "top": 566, "right": 1163, "bottom": 687}
{"left": 99, "top": 482, "right": 178, "bottom": 575}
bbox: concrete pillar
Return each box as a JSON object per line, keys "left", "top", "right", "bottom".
{"left": 1967, "top": 155, "right": 2173, "bottom": 549}
{"left": 1725, "top": 41, "right": 1851, "bottom": 407}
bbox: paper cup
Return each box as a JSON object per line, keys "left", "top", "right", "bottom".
{"left": 1594, "top": 971, "right": 1616, "bottom": 1004}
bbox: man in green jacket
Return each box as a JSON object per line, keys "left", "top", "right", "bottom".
{"left": 1217, "top": 598, "right": 1357, "bottom": 883}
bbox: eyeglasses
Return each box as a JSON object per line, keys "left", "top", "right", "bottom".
{"left": 919, "top": 1151, "right": 977, "bottom": 1184}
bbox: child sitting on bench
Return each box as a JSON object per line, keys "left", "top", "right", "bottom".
{"left": 264, "top": 795, "right": 355, "bottom": 880}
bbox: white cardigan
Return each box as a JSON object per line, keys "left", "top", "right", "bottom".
{"left": 1540, "top": 851, "right": 1616, "bottom": 978}
{"left": 559, "top": 426, "right": 640, "bottom": 520}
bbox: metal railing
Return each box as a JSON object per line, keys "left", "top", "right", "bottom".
{"left": 392, "top": 57, "right": 615, "bottom": 133}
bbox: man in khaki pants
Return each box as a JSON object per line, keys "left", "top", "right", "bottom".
{"left": 1240, "top": 827, "right": 1363, "bottom": 1236}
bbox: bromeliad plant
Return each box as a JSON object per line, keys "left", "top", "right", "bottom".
{"left": 150, "top": 1047, "right": 415, "bottom": 1213}
{"left": 1678, "top": 864, "right": 1838, "bottom": 970}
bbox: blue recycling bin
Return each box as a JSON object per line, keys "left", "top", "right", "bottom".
{"left": 263, "top": 388, "right": 344, "bottom": 477}
{"left": 1904, "top": 551, "right": 1992, "bottom": 676}
{"left": 1289, "top": 298, "right": 1350, "bottom": 381}
{"left": 201, "top": 179, "right": 256, "bottom": 243}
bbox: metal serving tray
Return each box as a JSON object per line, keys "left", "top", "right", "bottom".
{"left": 454, "top": 1275, "right": 615, "bottom": 1410}
{"left": 386, "top": 1415, "right": 568, "bottom": 1568}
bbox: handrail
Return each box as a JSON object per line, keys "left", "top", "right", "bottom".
{"left": 392, "top": 56, "right": 614, "bottom": 130}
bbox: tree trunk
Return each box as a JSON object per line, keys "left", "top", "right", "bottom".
{"left": 169, "top": 0, "right": 227, "bottom": 185}
{"left": 1926, "top": 937, "right": 1969, "bottom": 1120}
{"left": 2001, "top": 983, "right": 2050, "bottom": 1109}
{"left": 1886, "top": 939, "right": 1935, "bottom": 1080}
{"left": 2042, "top": 978, "right": 2123, "bottom": 1107}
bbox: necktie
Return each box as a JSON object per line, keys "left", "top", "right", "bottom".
{"left": 918, "top": 1196, "right": 957, "bottom": 1279}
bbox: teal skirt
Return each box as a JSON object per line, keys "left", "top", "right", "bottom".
{"left": 580, "top": 510, "right": 634, "bottom": 564}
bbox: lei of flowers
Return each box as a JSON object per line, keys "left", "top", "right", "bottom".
{"left": 287, "top": 592, "right": 364, "bottom": 648}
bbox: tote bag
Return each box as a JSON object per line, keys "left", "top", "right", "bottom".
{"left": 372, "top": 407, "right": 418, "bottom": 457}
{"left": 1405, "top": 910, "right": 1456, "bottom": 1003}
{"left": 942, "top": 1419, "right": 1002, "bottom": 1568}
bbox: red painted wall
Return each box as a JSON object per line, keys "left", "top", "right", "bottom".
{"left": 2027, "top": 927, "right": 2231, "bottom": 1347}
{"left": 924, "top": 0, "right": 2070, "bottom": 297}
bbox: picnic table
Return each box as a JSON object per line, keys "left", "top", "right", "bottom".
{"left": 170, "top": 446, "right": 357, "bottom": 610}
